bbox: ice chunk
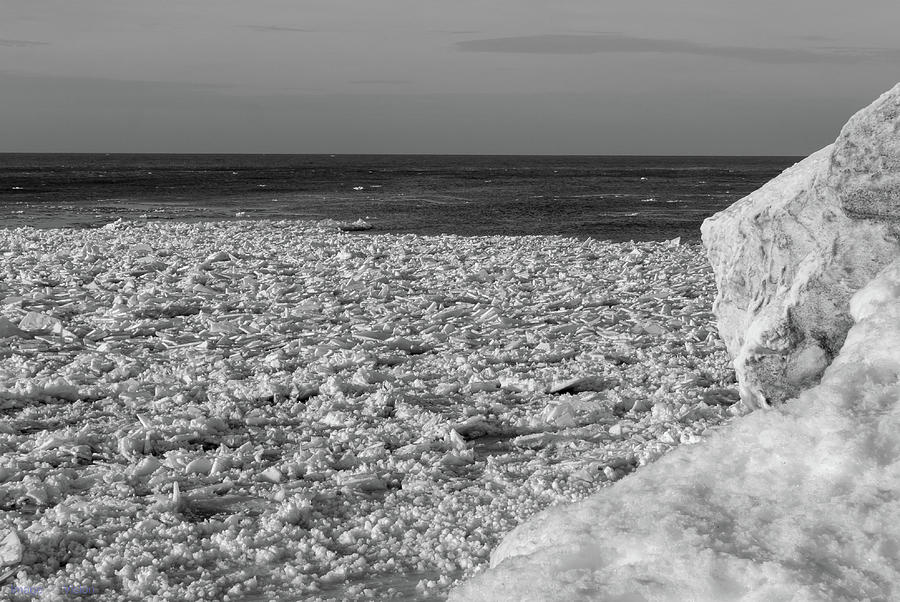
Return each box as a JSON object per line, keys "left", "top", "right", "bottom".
{"left": 447, "top": 429, "right": 467, "bottom": 451}
{"left": 132, "top": 242, "right": 153, "bottom": 256}
{"left": 452, "top": 416, "right": 496, "bottom": 439}
{"left": 334, "top": 451, "right": 358, "bottom": 470}
{"left": 547, "top": 376, "right": 613, "bottom": 395}
{"left": 442, "top": 450, "right": 475, "bottom": 466}
{"left": 640, "top": 321, "right": 668, "bottom": 336}
{"left": 132, "top": 456, "right": 160, "bottom": 478}
{"left": 259, "top": 467, "right": 283, "bottom": 484}
{"left": 210, "top": 456, "right": 231, "bottom": 476}
{"left": 18, "top": 311, "right": 61, "bottom": 332}
{"left": 540, "top": 401, "right": 576, "bottom": 428}
{"left": 338, "top": 472, "right": 386, "bottom": 491}
{"left": 204, "top": 250, "right": 230, "bottom": 263}
{"left": 185, "top": 457, "right": 213, "bottom": 476}
{"left": 0, "top": 528, "right": 22, "bottom": 567}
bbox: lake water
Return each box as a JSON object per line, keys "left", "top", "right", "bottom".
{"left": 0, "top": 154, "right": 797, "bottom": 241}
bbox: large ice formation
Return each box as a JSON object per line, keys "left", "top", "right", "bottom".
{"left": 702, "top": 83, "right": 900, "bottom": 408}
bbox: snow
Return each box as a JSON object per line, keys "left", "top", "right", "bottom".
{"left": 452, "top": 257, "right": 900, "bottom": 602}
{"left": 0, "top": 220, "right": 735, "bottom": 600}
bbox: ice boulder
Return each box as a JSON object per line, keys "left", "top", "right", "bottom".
{"left": 702, "top": 83, "right": 900, "bottom": 408}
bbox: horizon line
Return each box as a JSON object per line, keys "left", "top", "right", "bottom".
{"left": 0, "top": 151, "right": 807, "bottom": 158}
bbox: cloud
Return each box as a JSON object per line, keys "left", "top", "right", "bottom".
{"left": 429, "top": 30, "right": 481, "bottom": 35}
{"left": 244, "top": 25, "right": 313, "bottom": 33}
{"left": 0, "top": 38, "right": 48, "bottom": 48}
{"left": 820, "top": 46, "right": 900, "bottom": 61}
{"left": 349, "top": 79, "right": 413, "bottom": 85}
{"left": 456, "top": 33, "right": 900, "bottom": 65}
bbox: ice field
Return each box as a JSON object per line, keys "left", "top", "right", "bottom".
{"left": 0, "top": 219, "right": 736, "bottom": 600}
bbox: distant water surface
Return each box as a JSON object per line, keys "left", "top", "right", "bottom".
{"left": 0, "top": 154, "right": 798, "bottom": 241}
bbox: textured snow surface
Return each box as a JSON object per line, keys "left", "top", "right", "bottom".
{"left": 0, "top": 220, "right": 733, "bottom": 600}
{"left": 452, "top": 258, "right": 900, "bottom": 602}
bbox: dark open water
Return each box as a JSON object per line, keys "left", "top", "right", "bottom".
{"left": 0, "top": 154, "right": 798, "bottom": 241}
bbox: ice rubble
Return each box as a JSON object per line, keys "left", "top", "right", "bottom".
{"left": 0, "top": 220, "right": 733, "bottom": 600}
{"left": 451, "top": 257, "right": 900, "bottom": 601}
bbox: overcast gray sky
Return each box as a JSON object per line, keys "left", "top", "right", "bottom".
{"left": 2, "top": 0, "right": 899, "bottom": 154}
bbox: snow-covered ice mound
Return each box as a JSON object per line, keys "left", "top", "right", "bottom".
{"left": 451, "top": 257, "right": 900, "bottom": 601}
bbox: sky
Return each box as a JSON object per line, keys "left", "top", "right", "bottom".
{"left": 1, "top": 0, "right": 899, "bottom": 154}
